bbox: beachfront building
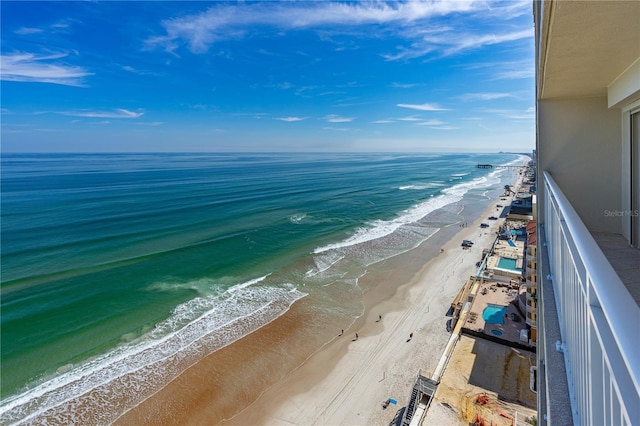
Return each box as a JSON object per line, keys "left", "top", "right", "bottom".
{"left": 485, "top": 237, "right": 524, "bottom": 283}
{"left": 524, "top": 220, "right": 537, "bottom": 346}
{"left": 534, "top": 1, "right": 640, "bottom": 425}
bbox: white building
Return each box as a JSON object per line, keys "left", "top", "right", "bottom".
{"left": 534, "top": 1, "right": 640, "bottom": 425}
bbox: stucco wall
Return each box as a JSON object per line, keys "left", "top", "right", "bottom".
{"left": 537, "top": 96, "right": 622, "bottom": 233}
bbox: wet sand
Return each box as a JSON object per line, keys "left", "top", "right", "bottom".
{"left": 115, "top": 174, "right": 521, "bottom": 426}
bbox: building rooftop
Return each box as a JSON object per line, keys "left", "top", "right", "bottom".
{"left": 463, "top": 280, "right": 531, "bottom": 347}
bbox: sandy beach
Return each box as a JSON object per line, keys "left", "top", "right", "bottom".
{"left": 116, "top": 172, "right": 521, "bottom": 426}
{"left": 227, "top": 195, "right": 508, "bottom": 426}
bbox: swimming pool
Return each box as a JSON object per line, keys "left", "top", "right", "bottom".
{"left": 482, "top": 304, "right": 507, "bottom": 324}
{"left": 497, "top": 257, "right": 520, "bottom": 271}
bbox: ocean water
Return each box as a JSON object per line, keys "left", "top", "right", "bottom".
{"left": 0, "top": 152, "right": 522, "bottom": 424}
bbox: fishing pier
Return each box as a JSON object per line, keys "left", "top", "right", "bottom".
{"left": 476, "top": 164, "right": 525, "bottom": 170}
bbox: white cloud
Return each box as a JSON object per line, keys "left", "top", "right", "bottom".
{"left": 440, "top": 28, "right": 533, "bottom": 56}
{"left": 121, "top": 65, "right": 157, "bottom": 76}
{"left": 15, "top": 27, "right": 44, "bottom": 35}
{"left": 146, "top": 1, "right": 490, "bottom": 54}
{"left": 0, "top": 52, "right": 92, "bottom": 87}
{"left": 386, "top": 27, "right": 533, "bottom": 61}
{"left": 397, "top": 103, "right": 449, "bottom": 111}
{"left": 276, "top": 116, "right": 306, "bottom": 122}
{"left": 467, "top": 59, "right": 534, "bottom": 81}
{"left": 398, "top": 115, "right": 422, "bottom": 121}
{"left": 325, "top": 114, "right": 354, "bottom": 123}
{"left": 232, "top": 112, "right": 270, "bottom": 119}
{"left": 137, "top": 121, "right": 164, "bottom": 126}
{"left": 381, "top": 46, "right": 436, "bottom": 61}
{"left": 323, "top": 126, "right": 350, "bottom": 131}
{"left": 417, "top": 120, "right": 445, "bottom": 126}
{"left": 482, "top": 108, "right": 534, "bottom": 120}
{"left": 460, "top": 92, "right": 514, "bottom": 101}
{"left": 390, "top": 82, "right": 419, "bottom": 89}
{"left": 506, "top": 113, "right": 535, "bottom": 120}
{"left": 61, "top": 109, "right": 144, "bottom": 119}
{"left": 142, "top": 0, "right": 533, "bottom": 67}
{"left": 493, "top": 68, "right": 534, "bottom": 80}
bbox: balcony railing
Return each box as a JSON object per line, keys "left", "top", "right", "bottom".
{"left": 542, "top": 171, "right": 639, "bottom": 425}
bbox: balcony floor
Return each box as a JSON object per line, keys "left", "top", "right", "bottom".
{"left": 593, "top": 232, "right": 640, "bottom": 307}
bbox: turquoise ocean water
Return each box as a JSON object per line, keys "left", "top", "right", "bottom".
{"left": 1, "top": 152, "right": 522, "bottom": 423}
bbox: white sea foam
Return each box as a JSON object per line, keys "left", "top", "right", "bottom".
{"left": 398, "top": 181, "right": 446, "bottom": 190}
{"left": 306, "top": 253, "right": 346, "bottom": 277}
{"left": 485, "top": 155, "right": 529, "bottom": 184}
{"left": 289, "top": 213, "right": 306, "bottom": 224}
{"left": 0, "top": 277, "right": 305, "bottom": 425}
{"left": 505, "top": 154, "right": 530, "bottom": 167}
{"left": 1, "top": 155, "right": 529, "bottom": 425}
{"left": 313, "top": 173, "right": 495, "bottom": 255}
{"left": 228, "top": 274, "right": 270, "bottom": 292}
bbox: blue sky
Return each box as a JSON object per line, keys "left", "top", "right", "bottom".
{"left": 1, "top": 1, "right": 535, "bottom": 153}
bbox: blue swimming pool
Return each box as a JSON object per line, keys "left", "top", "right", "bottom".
{"left": 482, "top": 304, "right": 507, "bottom": 324}
{"left": 497, "top": 257, "right": 520, "bottom": 271}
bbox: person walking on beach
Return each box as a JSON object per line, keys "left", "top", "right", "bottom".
{"left": 377, "top": 314, "right": 382, "bottom": 322}
{"left": 355, "top": 333, "right": 359, "bottom": 340}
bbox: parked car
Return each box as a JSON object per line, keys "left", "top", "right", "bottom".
{"left": 480, "top": 223, "right": 489, "bottom": 228}
{"left": 488, "top": 216, "right": 498, "bottom": 220}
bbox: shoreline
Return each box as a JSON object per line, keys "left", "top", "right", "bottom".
{"left": 227, "top": 184, "right": 512, "bottom": 426}
{"left": 116, "top": 168, "right": 522, "bottom": 426}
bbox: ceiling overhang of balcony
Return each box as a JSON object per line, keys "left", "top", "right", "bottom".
{"left": 537, "top": 0, "right": 640, "bottom": 100}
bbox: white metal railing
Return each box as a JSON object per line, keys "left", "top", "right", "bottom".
{"left": 542, "top": 171, "right": 640, "bottom": 425}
